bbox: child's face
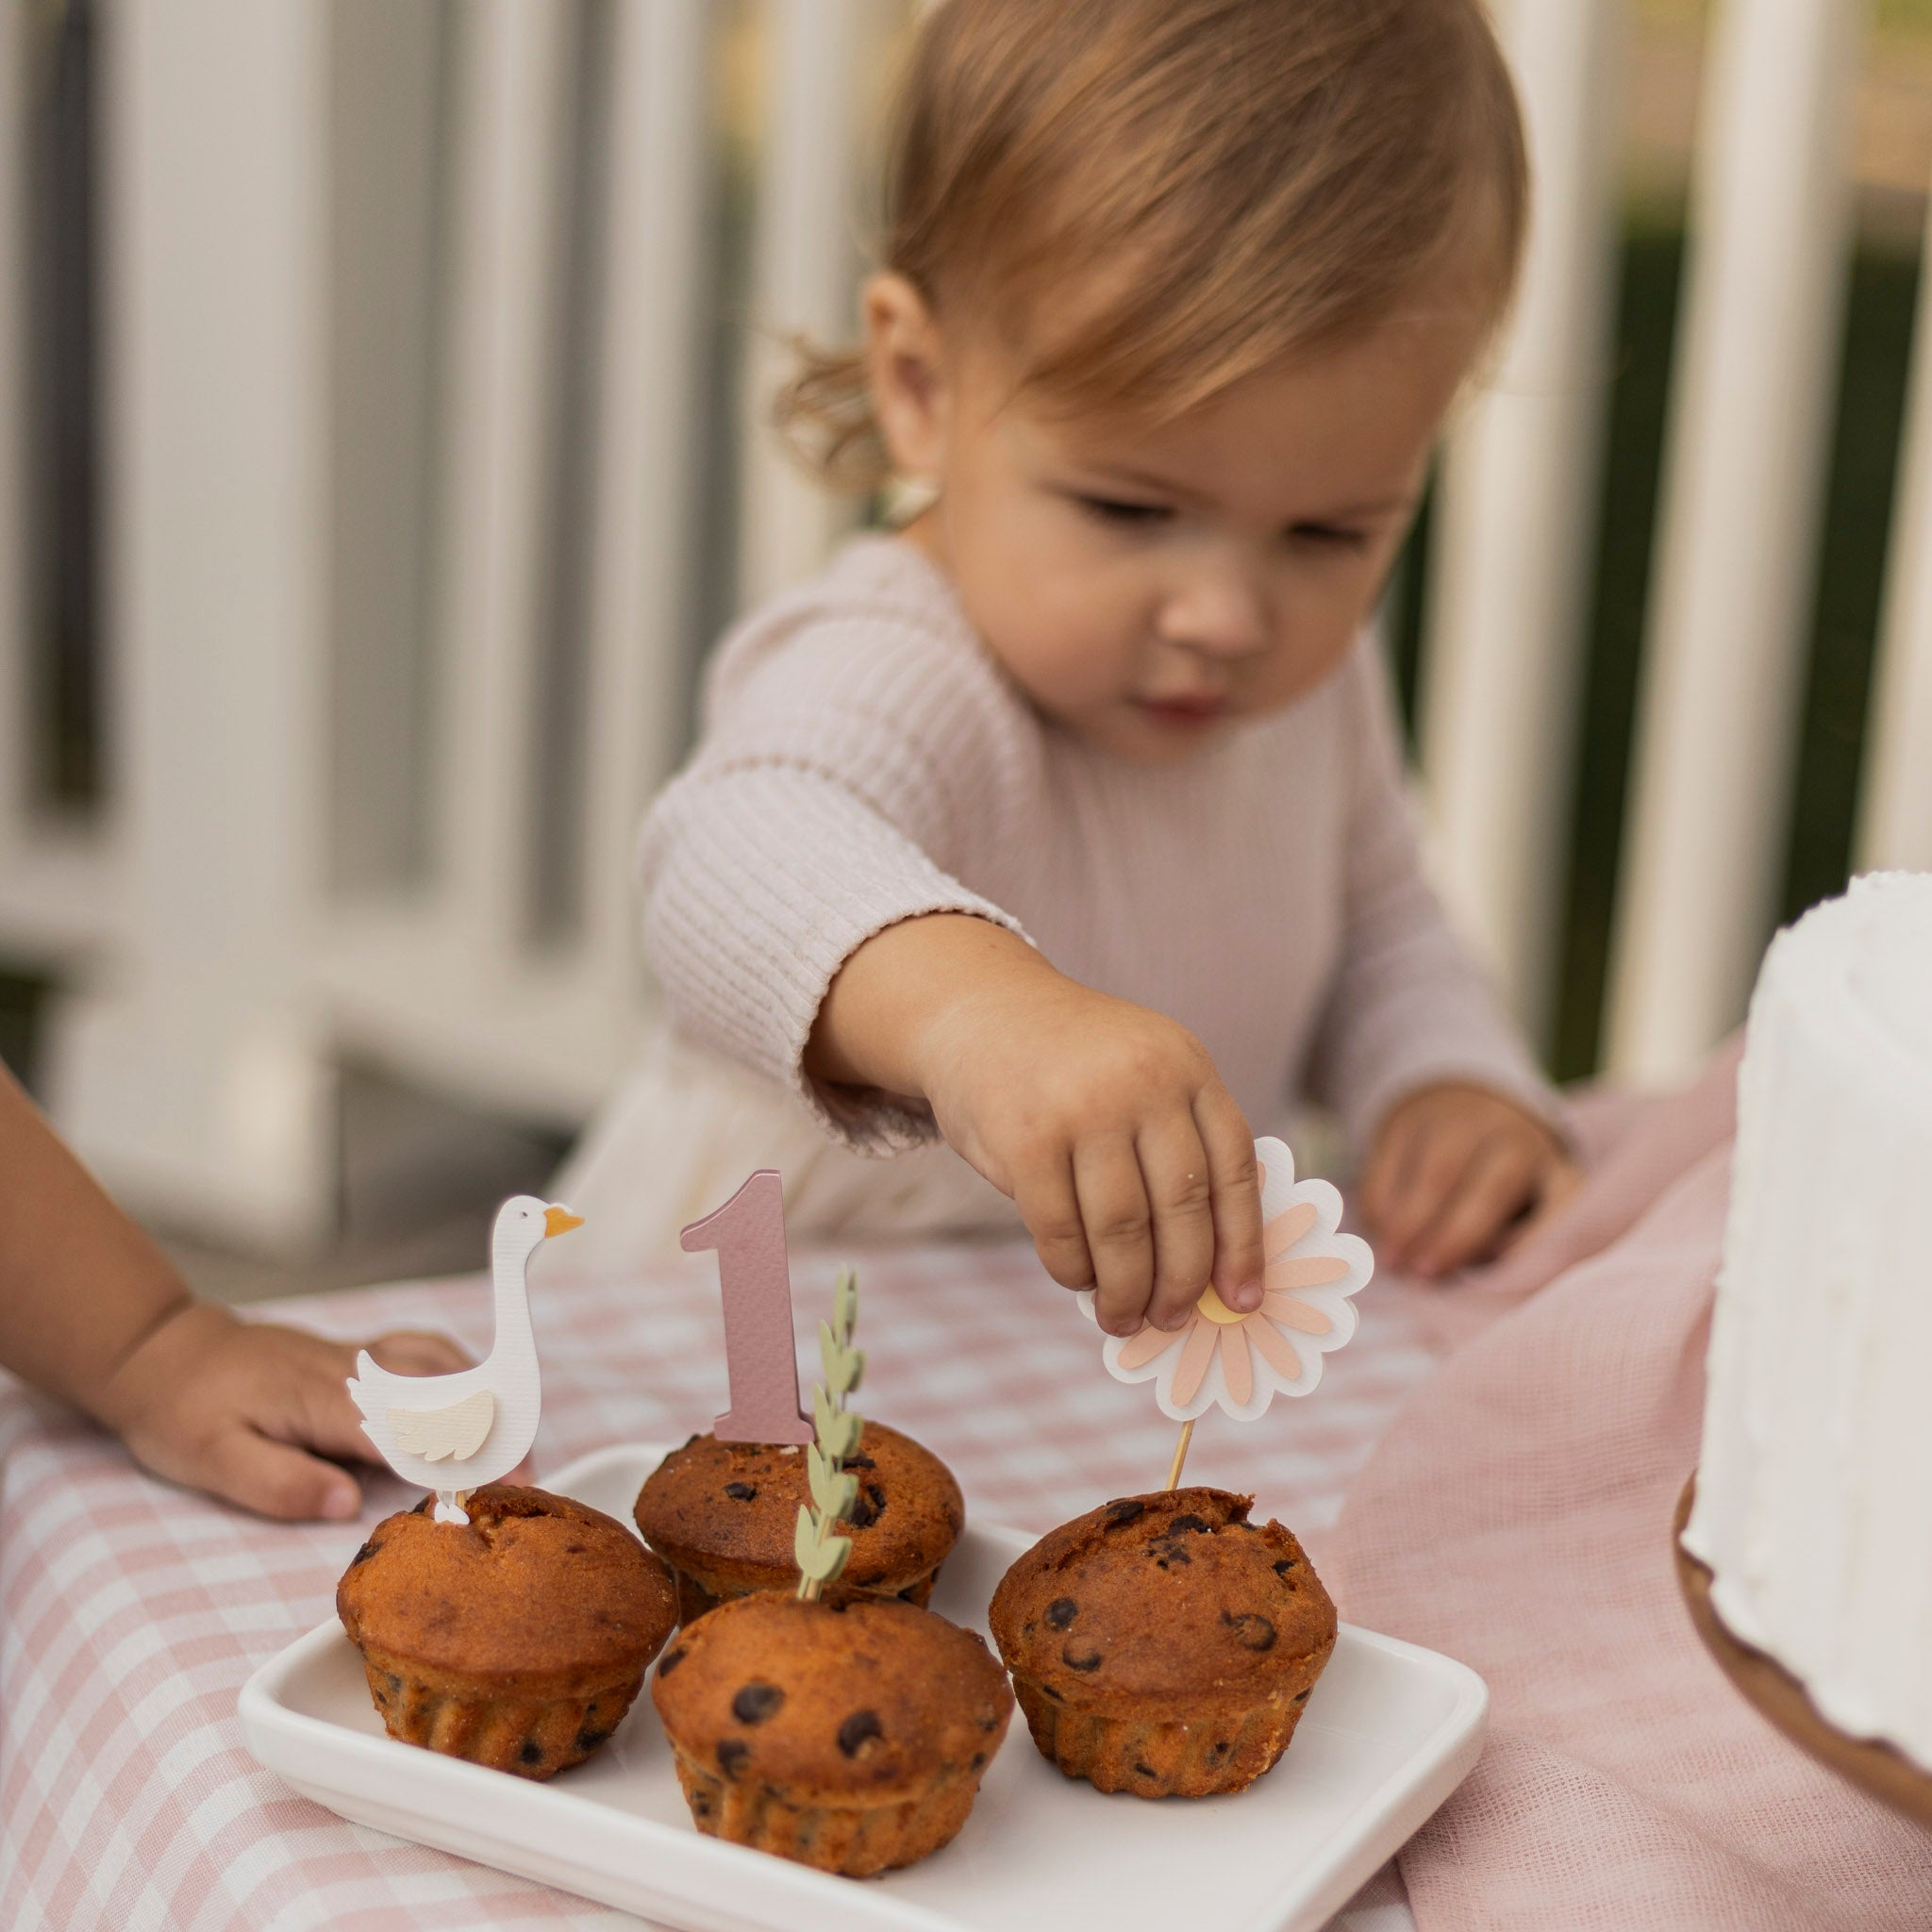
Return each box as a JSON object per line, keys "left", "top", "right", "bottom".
{"left": 868, "top": 275, "right": 1482, "bottom": 764}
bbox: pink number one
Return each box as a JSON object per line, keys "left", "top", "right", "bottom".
{"left": 680, "top": 1170, "right": 812, "bottom": 1444}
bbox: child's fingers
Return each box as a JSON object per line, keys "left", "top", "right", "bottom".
{"left": 1372, "top": 1121, "right": 1474, "bottom": 1267}
{"left": 184, "top": 1424, "right": 363, "bottom": 1523}
{"left": 1138, "top": 1114, "right": 1220, "bottom": 1332}
{"left": 1074, "top": 1136, "right": 1157, "bottom": 1336}
{"left": 1357, "top": 1110, "right": 1418, "bottom": 1241}
{"left": 1194, "top": 1089, "right": 1263, "bottom": 1311}
{"left": 1014, "top": 1155, "right": 1095, "bottom": 1293}
{"left": 1409, "top": 1137, "right": 1537, "bottom": 1279}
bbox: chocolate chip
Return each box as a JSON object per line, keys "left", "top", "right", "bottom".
{"left": 1223, "top": 1610, "right": 1277, "bottom": 1651}
{"left": 1104, "top": 1498, "right": 1145, "bottom": 1526}
{"left": 978, "top": 1709, "right": 1002, "bottom": 1732}
{"left": 1040, "top": 1684, "right": 1064, "bottom": 1701}
{"left": 716, "top": 1739, "right": 749, "bottom": 1777}
{"left": 970, "top": 1751, "right": 986, "bottom": 1771}
{"left": 1292, "top": 1689, "right": 1310, "bottom": 1703}
{"left": 575, "top": 1725, "right": 611, "bottom": 1752}
{"left": 349, "top": 1540, "right": 380, "bottom": 1567}
{"left": 845, "top": 1453, "right": 876, "bottom": 1470}
{"left": 837, "top": 1709, "right": 883, "bottom": 1757}
{"left": 1274, "top": 1557, "right": 1297, "bottom": 1575}
{"left": 732, "top": 1682, "right": 784, "bottom": 1724}
{"left": 1133, "top": 1761, "right": 1158, "bottom": 1777}
{"left": 385, "top": 1673, "right": 401, "bottom": 1693}
{"left": 1168, "top": 1514, "right": 1211, "bottom": 1535}
{"left": 1044, "top": 1597, "right": 1077, "bottom": 1628}
{"left": 1154, "top": 1544, "right": 1191, "bottom": 1567}
{"left": 519, "top": 1739, "right": 544, "bottom": 1765}
{"left": 844, "top": 1483, "right": 886, "bottom": 1529}
{"left": 1208, "top": 1739, "right": 1231, "bottom": 1759}
{"left": 657, "top": 1646, "right": 688, "bottom": 1678}
{"left": 691, "top": 1790, "right": 714, "bottom": 1818}
{"left": 1061, "top": 1644, "right": 1103, "bottom": 1673}
{"left": 723, "top": 1481, "right": 758, "bottom": 1501}
{"left": 563, "top": 1541, "right": 585, "bottom": 1554}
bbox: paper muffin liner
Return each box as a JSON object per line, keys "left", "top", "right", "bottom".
{"left": 357, "top": 1643, "right": 647, "bottom": 1780}
{"left": 668, "top": 1745, "right": 987, "bottom": 1875}
{"left": 668, "top": 1560, "right": 941, "bottom": 1625}
{"left": 1008, "top": 1672, "right": 1322, "bottom": 1797}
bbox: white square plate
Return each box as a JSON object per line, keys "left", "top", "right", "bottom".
{"left": 241, "top": 1443, "right": 1483, "bottom": 1932}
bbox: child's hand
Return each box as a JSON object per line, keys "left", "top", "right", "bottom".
{"left": 1359, "top": 1083, "right": 1577, "bottom": 1279}
{"left": 95, "top": 1303, "right": 472, "bottom": 1522}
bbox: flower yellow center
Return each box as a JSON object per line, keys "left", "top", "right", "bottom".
{"left": 1194, "top": 1285, "right": 1248, "bottom": 1325}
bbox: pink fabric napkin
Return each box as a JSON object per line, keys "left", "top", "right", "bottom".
{"left": 1327, "top": 1045, "right": 1932, "bottom": 1930}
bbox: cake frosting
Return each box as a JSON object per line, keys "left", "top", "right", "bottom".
{"left": 1683, "top": 871, "right": 1932, "bottom": 1769}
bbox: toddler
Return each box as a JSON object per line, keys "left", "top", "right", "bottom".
{"left": 575, "top": 0, "right": 1577, "bottom": 1337}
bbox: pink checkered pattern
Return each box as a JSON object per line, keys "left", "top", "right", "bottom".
{"left": 0, "top": 1239, "right": 1438, "bottom": 1930}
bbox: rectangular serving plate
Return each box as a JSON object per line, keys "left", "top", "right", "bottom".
{"left": 241, "top": 1442, "right": 1483, "bottom": 1932}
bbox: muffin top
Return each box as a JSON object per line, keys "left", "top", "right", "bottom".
{"left": 337, "top": 1484, "right": 678, "bottom": 1690}
{"left": 651, "top": 1589, "right": 1011, "bottom": 1802}
{"left": 988, "top": 1487, "right": 1336, "bottom": 1713}
{"left": 633, "top": 1422, "right": 964, "bottom": 1596}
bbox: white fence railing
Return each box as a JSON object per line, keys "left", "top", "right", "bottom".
{"left": 0, "top": 0, "right": 1926, "bottom": 1248}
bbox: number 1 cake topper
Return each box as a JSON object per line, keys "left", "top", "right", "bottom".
{"left": 680, "top": 1169, "right": 814, "bottom": 1444}
{"left": 1078, "top": 1137, "right": 1373, "bottom": 1487}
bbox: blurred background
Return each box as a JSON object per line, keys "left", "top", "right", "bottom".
{"left": 0, "top": 0, "right": 1927, "bottom": 1297}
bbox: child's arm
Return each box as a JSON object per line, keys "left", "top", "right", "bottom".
{"left": 1307, "top": 642, "right": 1577, "bottom": 1277}
{"left": 0, "top": 1065, "right": 469, "bottom": 1519}
{"left": 807, "top": 912, "right": 1266, "bottom": 1336}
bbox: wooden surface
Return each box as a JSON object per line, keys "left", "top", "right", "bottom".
{"left": 1674, "top": 1475, "right": 1932, "bottom": 1831}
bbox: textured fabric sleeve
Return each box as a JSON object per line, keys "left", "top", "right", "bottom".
{"left": 639, "top": 610, "right": 1033, "bottom": 1154}
{"left": 1303, "top": 640, "right": 1567, "bottom": 1158}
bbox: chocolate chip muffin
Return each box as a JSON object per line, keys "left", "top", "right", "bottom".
{"left": 633, "top": 1422, "right": 964, "bottom": 1622}
{"left": 988, "top": 1486, "right": 1336, "bottom": 1797}
{"left": 337, "top": 1484, "right": 678, "bottom": 1779}
{"left": 650, "top": 1588, "right": 1012, "bottom": 1874}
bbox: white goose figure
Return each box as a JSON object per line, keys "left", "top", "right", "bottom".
{"left": 348, "top": 1195, "right": 582, "bottom": 1524}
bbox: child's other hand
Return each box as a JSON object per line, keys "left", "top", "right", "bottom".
{"left": 1360, "top": 1083, "right": 1577, "bottom": 1280}
{"left": 913, "top": 965, "right": 1266, "bottom": 1339}
{"left": 96, "top": 1304, "right": 472, "bottom": 1522}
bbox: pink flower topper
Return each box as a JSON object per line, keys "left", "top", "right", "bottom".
{"left": 1080, "top": 1137, "right": 1373, "bottom": 1424}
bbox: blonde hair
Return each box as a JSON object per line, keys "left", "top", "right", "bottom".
{"left": 777, "top": 0, "right": 1528, "bottom": 492}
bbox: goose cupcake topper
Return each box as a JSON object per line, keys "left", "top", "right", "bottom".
{"left": 348, "top": 1194, "right": 582, "bottom": 1524}
{"left": 1079, "top": 1138, "right": 1373, "bottom": 1487}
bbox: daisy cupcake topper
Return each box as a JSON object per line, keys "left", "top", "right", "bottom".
{"left": 1079, "top": 1138, "right": 1373, "bottom": 1488}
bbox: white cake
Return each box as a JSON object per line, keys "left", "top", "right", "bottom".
{"left": 1683, "top": 871, "right": 1932, "bottom": 1769}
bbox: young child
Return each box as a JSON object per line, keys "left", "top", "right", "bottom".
{"left": 0, "top": 1062, "right": 468, "bottom": 1519}
{"left": 571, "top": 0, "right": 1577, "bottom": 1339}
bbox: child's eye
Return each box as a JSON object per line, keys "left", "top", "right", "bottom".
{"left": 1288, "top": 522, "right": 1368, "bottom": 551}
{"left": 1075, "top": 494, "right": 1173, "bottom": 527}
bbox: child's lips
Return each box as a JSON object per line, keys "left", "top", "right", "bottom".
{"left": 1134, "top": 694, "right": 1229, "bottom": 729}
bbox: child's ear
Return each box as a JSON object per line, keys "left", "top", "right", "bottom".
{"left": 863, "top": 273, "right": 950, "bottom": 479}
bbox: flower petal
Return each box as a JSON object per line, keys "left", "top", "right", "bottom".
{"left": 1262, "top": 1201, "right": 1318, "bottom": 1260}
{"left": 1115, "top": 1323, "right": 1177, "bottom": 1371}
{"left": 1264, "top": 1253, "right": 1349, "bottom": 1291}
{"left": 1168, "top": 1317, "right": 1220, "bottom": 1407}
{"left": 1263, "top": 1291, "right": 1333, "bottom": 1335}
{"left": 1221, "top": 1324, "right": 1254, "bottom": 1406}
{"left": 1247, "top": 1319, "right": 1304, "bottom": 1383}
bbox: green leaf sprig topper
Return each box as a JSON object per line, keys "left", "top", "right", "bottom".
{"left": 793, "top": 1267, "right": 864, "bottom": 1601}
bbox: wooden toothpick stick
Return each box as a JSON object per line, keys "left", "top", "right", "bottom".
{"left": 1164, "top": 1418, "right": 1195, "bottom": 1491}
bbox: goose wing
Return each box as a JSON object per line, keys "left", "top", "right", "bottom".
{"left": 388, "top": 1388, "right": 495, "bottom": 1463}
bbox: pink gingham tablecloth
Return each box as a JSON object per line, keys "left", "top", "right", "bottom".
{"left": 0, "top": 1239, "right": 1436, "bottom": 1931}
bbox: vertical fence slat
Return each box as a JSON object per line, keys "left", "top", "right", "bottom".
{"left": 50, "top": 0, "right": 332, "bottom": 1245}
{"left": 1856, "top": 181, "right": 1932, "bottom": 876}
{"left": 1604, "top": 0, "right": 1860, "bottom": 1083}
{"left": 736, "top": 0, "right": 869, "bottom": 611}
{"left": 581, "top": 0, "right": 710, "bottom": 998}
{"left": 0, "top": 2, "right": 23, "bottom": 852}
{"left": 1417, "top": 0, "right": 1623, "bottom": 1041}
{"left": 430, "top": 0, "right": 573, "bottom": 964}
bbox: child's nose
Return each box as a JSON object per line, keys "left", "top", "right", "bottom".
{"left": 1156, "top": 572, "right": 1273, "bottom": 660}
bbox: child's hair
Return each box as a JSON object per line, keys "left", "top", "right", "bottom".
{"left": 778, "top": 0, "right": 1528, "bottom": 492}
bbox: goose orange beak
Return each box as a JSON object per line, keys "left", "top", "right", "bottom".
{"left": 543, "top": 1205, "right": 585, "bottom": 1239}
